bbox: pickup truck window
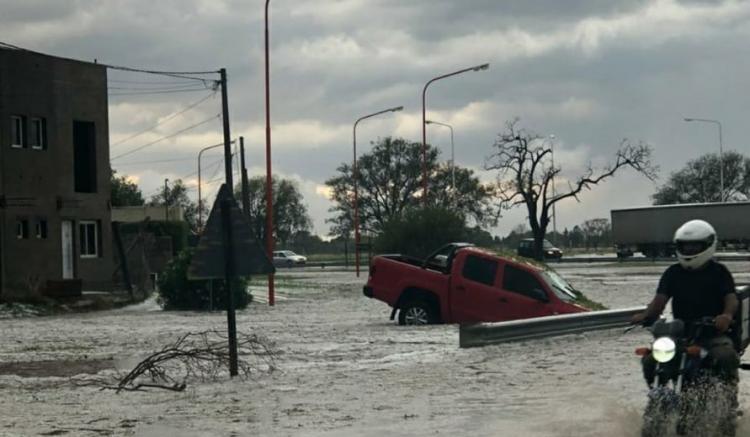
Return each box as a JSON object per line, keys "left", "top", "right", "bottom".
{"left": 503, "top": 265, "right": 546, "bottom": 301}
{"left": 461, "top": 255, "right": 498, "bottom": 286}
{"left": 540, "top": 271, "right": 577, "bottom": 302}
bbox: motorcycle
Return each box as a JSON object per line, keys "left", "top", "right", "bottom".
{"left": 633, "top": 317, "right": 739, "bottom": 437}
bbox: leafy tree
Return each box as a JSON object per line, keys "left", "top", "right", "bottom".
{"left": 580, "top": 218, "right": 611, "bottom": 249}
{"left": 374, "top": 206, "right": 467, "bottom": 259}
{"left": 652, "top": 151, "right": 750, "bottom": 204}
{"left": 499, "top": 223, "right": 532, "bottom": 250}
{"left": 111, "top": 170, "right": 145, "bottom": 207}
{"left": 149, "top": 179, "right": 199, "bottom": 232}
{"left": 486, "top": 118, "right": 657, "bottom": 260}
{"left": 326, "top": 137, "right": 496, "bottom": 237}
{"left": 237, "top": 176, "right": 312, "bottom": 247}
{"left": 569, "top": 225, "right": 585, "bottom": 248}
{"left": 464, "top": 226, "right": 496, "bottom": 248}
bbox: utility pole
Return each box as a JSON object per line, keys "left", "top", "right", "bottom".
{"left": 219, "top": 67, "right": 238, "bottom": 377}
{"left": 240, "top": 136, "right": 250, "bottom": 218}
{"left": 164, "top": 179, "right": 169, "bottom": 221}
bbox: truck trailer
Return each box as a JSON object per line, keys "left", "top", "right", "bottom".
{"left": 611, "top": 202, "right": 750, "bottom": 258}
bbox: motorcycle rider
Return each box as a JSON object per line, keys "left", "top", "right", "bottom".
{"left": 631, "top": 219, "right": 740, "bottom": 385}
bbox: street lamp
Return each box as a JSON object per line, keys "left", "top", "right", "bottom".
{"left": 683, "top": 117, "right": 724, "bottom": 201}
{"left": 197, "top": 142, "right": 225, "bottom": 231}
{"left": 421, "top": 63, "right": 489, "bottom": 204}
{"left": 548, "top": 134, "right": 557, "bottom": 242}
{"left": 425, "top": 120, "right": 455, "bottom": 189}
{"left": 353, "top": 105, "right": 403, "bottom": 277}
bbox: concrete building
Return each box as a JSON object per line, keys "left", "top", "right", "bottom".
{"left": 0, "top": 47, "right": 112, "bottom": 298}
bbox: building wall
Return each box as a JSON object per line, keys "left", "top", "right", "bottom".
{"left": 0, "top": 48, "right": 112, "bottom": 297}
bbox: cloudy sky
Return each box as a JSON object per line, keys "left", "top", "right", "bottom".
{"left": 3, "top": 0, "right": 749, "bottom": 237}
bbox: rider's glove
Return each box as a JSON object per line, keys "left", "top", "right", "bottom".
{"left": 715, "top": 314, "right": 733, "bottom": 333}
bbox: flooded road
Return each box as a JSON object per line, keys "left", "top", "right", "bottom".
{"left": 1, "top": 261, "right": 749, "bottom": 436}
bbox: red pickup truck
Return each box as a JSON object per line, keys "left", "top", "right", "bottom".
{"left": 363, "top": 243, "right": 589, "bottom": 325}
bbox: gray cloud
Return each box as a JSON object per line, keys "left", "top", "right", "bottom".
{"left": 2, "top": 0, "right": 749, "bottom": 236}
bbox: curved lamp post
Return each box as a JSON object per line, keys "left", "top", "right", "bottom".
{"left": 353, "top": 105, "right": 403, "bottom": 277}
{"left": 421, "top": 63, "right": 489, "bottom": 204}
{"left": 684, "top": 117, "right": 724, "bottom": 201}
{"left": 425, "top": 120, "right": 455, "bottom": 189}
{"left": 197, "top": 142, "right": 225, "bottom": 231}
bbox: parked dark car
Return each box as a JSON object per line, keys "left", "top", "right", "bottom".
{"left": 517, "top": 238, "right": 563, "bottom": 259}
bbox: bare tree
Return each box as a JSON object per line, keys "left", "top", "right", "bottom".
{"left": 486, "top": 119, "right": 658, "bottom": 260}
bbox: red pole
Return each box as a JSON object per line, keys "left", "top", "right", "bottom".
{"left": 265, "top": 0, "right": 275, "bottom": 306}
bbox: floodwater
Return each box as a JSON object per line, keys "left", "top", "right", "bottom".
{"left": 1, "top": 261, "right": 749, "bottom": 436}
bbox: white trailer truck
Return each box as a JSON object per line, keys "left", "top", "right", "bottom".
{"left": 611, "top": 202, "right": 750, "bottom": 258}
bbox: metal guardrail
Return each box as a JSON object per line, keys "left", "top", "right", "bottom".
{"left": 554, "top": 255, "right": 750, "bottom": 264}
{"left": 459, "top": 306, "right": 647, "bottom": 348}
{"left": 289, "top": 254, "right": 750, "bottom": 270}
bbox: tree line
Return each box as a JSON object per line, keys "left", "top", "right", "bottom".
{"left": 111, "top": 118, "right": 746, "bottom": 260}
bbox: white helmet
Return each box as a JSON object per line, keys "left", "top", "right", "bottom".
{"left": 674, "top": 219, "right": 717, "bottom": 270}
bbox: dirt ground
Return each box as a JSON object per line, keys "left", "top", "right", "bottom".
{"left": 1, "top": 261, "right": 750, "bottom": 436}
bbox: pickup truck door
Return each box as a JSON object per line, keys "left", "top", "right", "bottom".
{"left": 498, "top": 264, "right": 556, "bottom": 320}
{"left": 450, "top": 253, "right": 510, "bottom": 323}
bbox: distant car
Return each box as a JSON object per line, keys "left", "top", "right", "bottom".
{"left": 517, "top": 238, "right": 563, "bottom": 260}
{"left": 273, "top": 250, "right": 307, "bottom": 267}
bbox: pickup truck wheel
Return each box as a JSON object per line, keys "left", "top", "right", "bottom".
{"left": 398, "top": 300, "right": 436, "bottom": 326}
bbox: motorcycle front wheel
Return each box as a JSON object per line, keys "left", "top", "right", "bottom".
{"left": 642, "top": 388, "right": 678, "bottom": 437}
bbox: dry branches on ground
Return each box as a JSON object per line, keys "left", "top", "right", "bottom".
{"left": 81, "top": 330, "right": 277, "bottom": 393}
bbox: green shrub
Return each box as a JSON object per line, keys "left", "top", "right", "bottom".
{"left": 157, "top": 249, "right": 251, "bottom": 311}
{"left": 374, "top": 207, "right": 467, "bottom": 259}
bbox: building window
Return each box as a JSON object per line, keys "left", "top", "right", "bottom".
{"left": 16, "top": 219, "right": 29, "bottom": 239}
{"left": 11, "top": 115, "right": 25, "bottom": 148}
{"left": 29, "top": 117, "right": 47, "bottom": 150}
{"left": 36, "top": 219, "right": 48, "bottom": 239}
{"left": 79, "top": 221, "right": 99, "bottom": 258}
{"left": 73, "top": 121, "right": 97, "bottom": 193}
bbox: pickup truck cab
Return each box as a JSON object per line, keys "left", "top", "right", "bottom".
{"left": 363, "top": 243, "right": 588, "bottom": 325}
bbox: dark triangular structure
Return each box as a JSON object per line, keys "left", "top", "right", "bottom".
{"left": 188, "top": 184, "right": 275, "bottom": 279}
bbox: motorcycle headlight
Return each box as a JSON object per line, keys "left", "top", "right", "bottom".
{"left": 651, "top": 337, "right": 676, "bottom": 363}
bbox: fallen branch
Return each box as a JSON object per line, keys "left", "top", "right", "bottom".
{"left": 81, "top": 330, "right": 276, "bottom": 393}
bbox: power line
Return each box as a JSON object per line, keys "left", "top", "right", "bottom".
{"left": 0, "top": 40, "right": 219, "bottom": 82}
{"left": 111, "top": 91, "right": 217, "bottom": 148}
{"left": 109, "top": 87, "right": 214, "bottom": 97}
{"left": 103, "top": 63, "right": 219, "bottom": 82}
{"left": 108, "top": 82, "right": 211, "bottom": 90}
{"left": 110, "top": 78, "right": 201, "bottom": 85}
{"left": 112, "top": 157, "right": 196, "bottom": 167}
{"left": 110, "top": 114, "right": 220, "bottom": 161}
